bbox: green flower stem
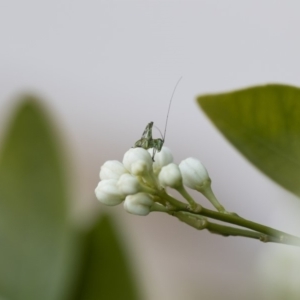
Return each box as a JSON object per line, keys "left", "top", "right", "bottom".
{"left": 155, "top": 190, "right": 300, "bottom": 246}
{"left": 206, "top": 222, "right": 274, "bottom": 242}
{"left": 207, "top": 223, "right": 298, "bottom": 245}
{"left": 176, "top": 185, "right": 197, "bottom": 209}
{"left": 173, "top": 211, "right": 207, "bottom": 229}
{"left": 172, "top": 211, "right": 280, "bottom": 243}
{"left": 198, "top": 183, "right": 226, "bottom": 213}
{"left": 156, "top": 189, "right": 202, "bottom": 212}
{"left": 150, "top": 202, "right": 169, "bottom": 213}
{"left": 190, "top": 207, "right": 300, "bottom": 246}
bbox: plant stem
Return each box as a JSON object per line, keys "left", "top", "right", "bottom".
{"left": 156, "top": 189, "right": 300, "bottom": 246}
{"left": 206, "top": 222, "right": 267, "bottom": 240}
{"left": 172, "top": 211, "right": 281, "bottom": 243}
{"left": 203, "top": 207, "right": 297, "bottom": 238}
{"left": 159, "top": 192, "right": 300, "bottom": 246}
{"left": 192, "top": 207, "right": 300, "bottom": 246}
{"left": 176, "top": 185, "right": 197, "bottom": 209}
{"left": 198, "top": 183, "right": 226, "bottom": 213}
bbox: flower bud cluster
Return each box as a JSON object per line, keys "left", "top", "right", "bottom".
{"left": 95, "top": 146, "right": 211, "bottom": 216}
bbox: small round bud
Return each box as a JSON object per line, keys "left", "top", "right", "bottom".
{"left": 124, "top": 193, "right": 154, "bottom": 216}
{"left": 95, "top": 179, "right": 125, "bottom": 206}
{"left": 148, "top": 146, "right": 173, "bottom": 174}
{"left": 123, "top": 148, "right": 153, "bottom": 175}
{"left": 158, "top": 163, "right": 183, "bottom": 188}
{"left": 117, "top": 173, "right": 142, "bottom": 195}
{"left": 179, "top": 158, "right": 210, "bottom": 190}
{"left": 131, "top": 160, "right": 149, "bottom": 176}
{"left": 100, "top": 160, "right": 128, "bottom": 180}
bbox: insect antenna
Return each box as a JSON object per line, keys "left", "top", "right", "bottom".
{"left": 163, "top": 76, "right": 183, "bottom": 142}
{"left": 153, "top": 125, "right": 164, "bottom": 140}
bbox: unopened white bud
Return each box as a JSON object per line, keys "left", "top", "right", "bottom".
{"left": 131, "top": 160, "right": 148, "bottom": 176}
{"left": 123, "top": 148, "right": 153, "bottom": 175}
{"left": 179, "top": 158, "right": 226, "bottom": 212}
{"left": 158, "top": 163, "right": 183, "bottom": 189}
{"left": 117, "top": 173, "right": 142, "bottom": 195}
{"left": 100, "top": 160, "right": 128, "bottom": 180}
{"left": 148, "top": 146, "right": 173, "bottom": 174}
{"left": 124, "top": 193, "right": 154, "bottom": 216}
{"left": 179, "top": 158, "right": 210, "bottom": 191}
{"left": 95, "top": 179, "right": 125, "bottom": 206}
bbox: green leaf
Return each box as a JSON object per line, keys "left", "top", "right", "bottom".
{"left": 0, "top": 96, "right": 72, "bottom": 300}
{"left": 197, "top": 84, "right": 300, "bottom": 197}
{"left": 70, "top": 215, "right": 140, "bottom": 300}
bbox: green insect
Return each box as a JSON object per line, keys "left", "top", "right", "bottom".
{"left": 134, "top": 121, "right": 164, "bottom": 161}
{"left": 134, "top": 77, "right": 182, "bottom": 161}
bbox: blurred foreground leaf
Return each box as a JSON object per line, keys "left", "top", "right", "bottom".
{"left": 71, "top": 215, "right": 140, "bottom": 300}
{"left": 198, "top": 84, "right": 300, "bottom": 197}
{"left": 0, "top": 97, "right": 73, "bottom": 300}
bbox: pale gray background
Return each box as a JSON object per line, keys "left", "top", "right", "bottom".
{"left": 1, "top": 1, "right": 300, "bottom": 299}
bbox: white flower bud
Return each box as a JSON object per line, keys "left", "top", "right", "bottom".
{"left": 158, "top": 163, "right": 182, "bottom": 188}
{"left": 131, "top": 160, "right": 148, "bottom": 176}
{"left": 123, "top": 148, "right": 153, "bottom": 175}
{"left": 100, "top": 160, "right": 128, "bottom": 180}
{"left": 117, "top": 173, "right": 142, "bottom": 195}
{"left": 148, "top": 146, "right": 173, "bottom": 174}
{"left": 124, "top": 193, "right": 154, "bottom": 216}
{"left": 95, "top": 179, "right": 125, "bottom": 206}
{"left": 179, "top": 158, "right": 226, "bottom": 212}
{"left": 179, "top": 157, "right": 210, "bottom": 190}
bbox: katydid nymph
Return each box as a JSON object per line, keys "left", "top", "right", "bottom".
{"left": 134, "top": 77, "right": 182, "bottom": 161}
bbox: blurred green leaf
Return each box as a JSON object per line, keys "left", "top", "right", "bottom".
{"left": 198, "top": 84, "right": 300, "bottom": 197}
{"left": 70, "top": 215, "right": 140, "bottom": 300}
{"left": 0, "top": 97, "right": 73, "bottom": 300}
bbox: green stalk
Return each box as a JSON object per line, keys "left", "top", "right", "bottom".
{"left": 172, "top": 211, "right": 282, "bottom": 243}
{"left": 197, "top": 181, "right": 226, "bottom": 213}
{"left": 189, "top": 207, "right": 300, "bottom": 246}
{"left": 156, "top": 189, "right": 300, "bottom": 246}
{"left": 176, "top": 185, "right": 197, "bottom": 209}
{"left": 206, "top": 222, "right": 267, "bottom": 240}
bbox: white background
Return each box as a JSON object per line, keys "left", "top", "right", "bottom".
{"left": 1, "top": 1, "right": 300, "bottom": 299}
